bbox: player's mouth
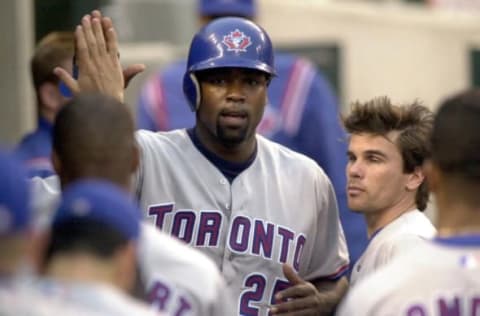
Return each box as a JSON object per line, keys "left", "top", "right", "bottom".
{"left": 347, "top": 185, "right": 365, "bottom": 196}
{"left": 219, "top": 110, "right": 248, "bottom": 126}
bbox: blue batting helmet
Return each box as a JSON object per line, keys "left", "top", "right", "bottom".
{"left": 183, "top": 17, "right": 276, "bottom": 111}
{"left": 198, "top": 0, "right": 256, "bottom": 19}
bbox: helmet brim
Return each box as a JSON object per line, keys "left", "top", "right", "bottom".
{"left": 189, "top": 57, "right": 276, "bottom": 77}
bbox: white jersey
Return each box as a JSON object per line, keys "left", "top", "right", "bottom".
{"left": 30, "top": 175, "right": 234, "bottom": 316}
{"left": 135, "top": 129, "right": 349, "bottom": 315}
{"left": 337, "top": 234, "right": 480, "bottom": 316}
{"left": 139, "top": 223, "right": 235, "bottom": 316}
{"left": 350, "top": 209, "right": 436, "bottom": 286}
{"left": 30, "top": 175, "right": 62, "bottom": 231}
{"left": 0, "top": 276, "right": 163, "bottom": 316}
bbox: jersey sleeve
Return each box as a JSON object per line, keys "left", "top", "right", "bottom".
{"left": 138, "top": 223, "right": 236, "bottom": 316}
{"left": 303, "top": 169, "right": 350, "bottom": 281}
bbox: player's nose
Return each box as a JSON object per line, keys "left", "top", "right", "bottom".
{"left": 347, "top": 160, "right": 364, "bottom": 178}
{"left": 225, "top": 80, "right": 246, "bottom": 103}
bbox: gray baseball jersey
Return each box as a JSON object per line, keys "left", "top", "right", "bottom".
{"left": 350, "top": 209, "right": 436, "bottom": 286}
{"left": 135, "top": 129, "right": 349, "bottom": 315}
{"left": 337, "top": 235, "right": 480, "bottom": 316}
{"left": 30, "top": 175, "right": 234, "bottom": 316}
{"left": 139, "top": 223, "right": 235, "bottom": 316}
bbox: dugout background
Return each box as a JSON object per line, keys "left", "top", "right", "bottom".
{"left": 2, "top": 0, "right": 480, "bottom": 148}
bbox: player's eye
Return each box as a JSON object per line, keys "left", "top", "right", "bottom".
{"left": 347, "top": 153, "right": 356, "bottom": 162}
{"left": 245, "top": 78, "right": 259, "bottom": 87}
{"left": 366, "top": 155, "right": 382, "bottom": 163}
{"left": 207, "top": 77, "right": 226, "bottom": 85}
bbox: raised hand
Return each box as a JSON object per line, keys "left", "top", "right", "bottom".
{"left": 54, "top": 12, "right": 145, "bottom": 102}
{"left": 91, "top": 10, "right": 145, "bottom": 88}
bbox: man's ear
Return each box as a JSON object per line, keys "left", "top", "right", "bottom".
{"left": 406, "top": 165, "right": 425, "bottom": 192}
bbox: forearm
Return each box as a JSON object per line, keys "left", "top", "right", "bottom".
{"left": 312, "top": 276, "right": 349, "bottom": 316}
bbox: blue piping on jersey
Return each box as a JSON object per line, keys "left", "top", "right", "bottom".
{"left": 313, "top": 263, "right": 350, "bottom": 282}
{"left": 434, "top": 234, "right": 480, "bottom": 247}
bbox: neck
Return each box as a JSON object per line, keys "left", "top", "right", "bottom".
{"left": 434, "top": 178, "right": 480, "bottom": 237}
{"left": 46, "top": 254, "right": 118, "bottom": 289}
{"left": 436, "top": 198, "right": 480, "bottom": 237}
{"left": 364, "top": 200, "right": 417, "bottom": 238}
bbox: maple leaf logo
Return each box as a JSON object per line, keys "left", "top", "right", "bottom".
{"left": 222, "top": 29, "right": 252, "bottom": 53}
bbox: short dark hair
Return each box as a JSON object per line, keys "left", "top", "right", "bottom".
{"left": 53, "top": 93, "right": 136, "bottom": 186}
{"left": 344, "top": 96, "right": 434, "bottom": 211}
{"left": 31, "top": 31, "right": 74, "bottom": 90}
{"left": 44, "top": 219, "right": 129, "bottom": 265}
{"left": 431, "top": 89, "right": 480, "bottom": 180}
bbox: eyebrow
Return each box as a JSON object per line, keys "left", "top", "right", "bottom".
{"left": 363, "top": 149, "right": 388, "bottom": 158}
{"left": 346, "top": 149, "right": 388, "bottom": 157}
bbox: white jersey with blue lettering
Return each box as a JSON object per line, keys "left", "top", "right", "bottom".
{"left": 350, "top": 209, "right": 436, "bottom": 286}
{"left": 29, "top": 175, "right": 234, "bottom": 316}
{"left": 135, "top": 129, "right": 349, "bottom": 316}
{"left": 0, "top": 276, "right": 163, "bottom": 316}
{"left": 139, "top": 223, "right": 235, "bottom": 316}
{"left": 337, "top": 234, "right": 480, "bottom": 316}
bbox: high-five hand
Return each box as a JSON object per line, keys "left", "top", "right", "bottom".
{"left": 90, "top": 10, "right": 145, "bottom": 89}
{"left": 54, "top": 13, "right": 136, "bottom": 102}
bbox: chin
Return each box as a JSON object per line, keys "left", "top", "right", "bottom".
{"left": 217, "top": 127, "right": 250, "bottom": 145}
{"left": 219, "top": 135, "right": 246, "bottom": 148}
{"left": 347, "top": 202, "right": 364, "bottom": 213}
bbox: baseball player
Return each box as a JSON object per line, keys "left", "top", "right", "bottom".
{"left": 0, "top": 150, "right": 31, "bottom": 280}
{"left": 36, "top": 179, "right": 166, "bottom": 316}
{"left": 0, "top": 150, "right": 111, "bottom": 316}
{"left": 30, "top": 93, "right": 234, "bottom": 316}
{"left": 57, "top": 13, "right": 350, "bottom": 315}
{"left": 15, "top": 32, "right": 74, "bottom": 178}
{"left": 137, "top": 0, "right": 367, "bottom": 266}
{"left": 337, "top": 89, "right": 480, "bottom": 316}
{"left": 343, "top": 97, "right": 437, "bottom": 286}
{"left": 15, "top": 29, "right": 144, "bottom": 179}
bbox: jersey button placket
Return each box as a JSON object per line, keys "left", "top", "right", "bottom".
{"left": 219, "top": 178, "right": 231, "bottom": 210}
{"left": 221, "top": 178, "right": 235, "bottom": 280}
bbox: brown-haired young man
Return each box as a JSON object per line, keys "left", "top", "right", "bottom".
{"left": 344, "top": 96, "right": 436, "bottom": 286}
{"left": 337, "top": 89, "right": 480, "bottom": 315}
{"left": 16, "top": 32, "right": 74, "bottom": 178}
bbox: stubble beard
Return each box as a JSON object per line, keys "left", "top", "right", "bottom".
{"left": 216, "top": 122, "right": 251, "bottom": 148}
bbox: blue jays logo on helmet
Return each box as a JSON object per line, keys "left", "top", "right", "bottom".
{"left": 222, "top": 29, "right": 252, "bottom": 53}
{"left": 183, "top": 17, "right": 276, "bottom": 111}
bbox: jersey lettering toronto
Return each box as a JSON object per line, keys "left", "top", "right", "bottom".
{"left": 148, "top": 204, "right": 306, "bottom": 271}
